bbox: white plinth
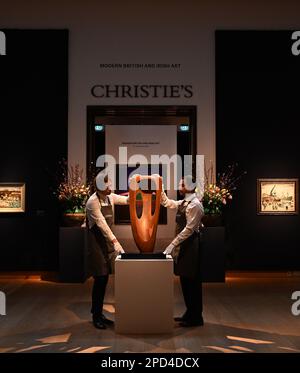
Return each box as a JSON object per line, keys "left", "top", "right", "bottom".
{"left": 115, "top": 255, "right": 174, "bottom": 334}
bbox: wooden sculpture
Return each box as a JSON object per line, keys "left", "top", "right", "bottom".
{"left": 129, "top": 174, "right": 162, "bottom": 253}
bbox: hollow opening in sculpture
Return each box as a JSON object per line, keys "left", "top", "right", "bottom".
{"left": 129, "top": 175, "right": 162, "bottom": 253}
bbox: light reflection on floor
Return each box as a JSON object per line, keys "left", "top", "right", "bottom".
{"left": 37, "top": 333, "right": 71, "bottom": 344}
{"left": 226, "top": 335, "right": 274, "bottom": 345}
{"left": 0, "top": 274, "right": 300, "bottom": 353}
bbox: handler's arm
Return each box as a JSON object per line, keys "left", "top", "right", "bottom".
{"left": 111, "top": 193, "right": 129, "bottom": 205}
{"left": 86, "top": 199, "right": 117, "bottom": 243}
{"left": 160, "top": 189, "right": 181, "bottom": 209}
{"left": 171, "top": 204, "right": 203, "bottom": 247}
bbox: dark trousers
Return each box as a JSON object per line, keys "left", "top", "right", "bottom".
{"left": 91, "top": 275, "right": 109, "bottom": 318}
{"left": 180, "top": 275, "right": 203, "bottom": 322}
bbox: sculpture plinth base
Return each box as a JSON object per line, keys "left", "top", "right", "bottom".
{"left": 115, "top": 255, "right": 174, "bottom": 334}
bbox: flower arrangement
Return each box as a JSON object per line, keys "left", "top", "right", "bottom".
{"left": 202, "top": 162, "right": 246, "bottom": 217}
{"left": 202, "top": 184, "right": 232, "bottom": 215}
{"left": 55, "top": 160, "right": 90, "bottom": 214}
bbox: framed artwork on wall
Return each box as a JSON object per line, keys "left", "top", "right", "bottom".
{"left": 257, "top": 178, "right": 298, "bottom": 215}
{"left": 0, "top": 183, "right": 26, "bottom": 213}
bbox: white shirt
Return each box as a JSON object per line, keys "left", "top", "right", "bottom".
{"left": 85, "top": 192, "right": 129, "bottom": 243}
{"left": 160, "top": 191, "right": 204, "bottom": 247}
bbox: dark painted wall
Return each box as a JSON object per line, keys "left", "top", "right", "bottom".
{"left": 216, "top": 30, "right": 300, "bottom": 270}
{"left": 0, "top": 30, "right": 68, "bottom": 270}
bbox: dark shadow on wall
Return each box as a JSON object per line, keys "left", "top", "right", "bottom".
{"left": 216, "top": 30, "right": 300, "bottom": 270}
{"left": 0, "top": 30, "right": 69, "bottom": 270}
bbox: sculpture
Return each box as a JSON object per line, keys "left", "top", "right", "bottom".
{"left": 129, "top": 174, "right": 162, "bottom": 253}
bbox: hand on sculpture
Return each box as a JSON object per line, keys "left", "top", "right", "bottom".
{"left": 163, "top": 243, "right": 175, "bottom": 255}
{"left": 129, "top": 174, "right": 141, "bottom": 191}
{"left": 159, "top": 181, "right": 168, "bottom": 206}
{"left": 130, "top": 174, "right": 141, "bottom": 182}
{"left": 113, "top": 241, "right": 125, "bottom": 254}
{"left": 151, "top": 174, "right": 162, "bottom": 186}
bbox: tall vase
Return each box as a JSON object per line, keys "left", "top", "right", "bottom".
{"left": 201, "top": 214, "right": 223, "bottom": 227}
{"left": 129, "top": 175, "right": 162, "bottom": 253}
{"left": 62, "top": 212, "right": 85, "bottom": 227}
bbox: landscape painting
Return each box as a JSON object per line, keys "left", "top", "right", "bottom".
{"left": 0, "top": 183, "right": 26, "bottom": 213}
{"left": 257, "top": 179, "right": 298, "bottom": 215}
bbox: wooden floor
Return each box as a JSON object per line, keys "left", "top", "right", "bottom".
{"left": 0, "top": 273, "right": 300, "bottom": 353}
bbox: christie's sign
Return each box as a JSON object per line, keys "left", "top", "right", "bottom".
{"left": 91, "top": 84, "right": 193, "bottom": 98}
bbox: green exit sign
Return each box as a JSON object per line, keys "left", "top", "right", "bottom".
{"left": 179, "top": 124, "right": 189, "bottom": 132}
{"left": 95, "top": 125, "right": 105, "bottom": 132}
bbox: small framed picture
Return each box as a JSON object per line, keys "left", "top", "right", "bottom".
{"left": 257, "top": 178, "right": 298, "bottom": 215}
{"left": 0, "top": 183, "right": 26, "bottom": 213}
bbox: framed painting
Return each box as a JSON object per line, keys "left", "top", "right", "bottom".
{"left": 257, "top": 178, "right": 298, "bottom": 215}
{"left": 0, "top": 183, "right": 26, "bottom": 213}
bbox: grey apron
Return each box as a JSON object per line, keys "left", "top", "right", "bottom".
{"left": 172, "top": 199, "right": 201, "bottom": 278}
{"left": 86, "top": 195, "right": 117, "bottom": 276}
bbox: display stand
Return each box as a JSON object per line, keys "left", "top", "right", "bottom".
{"left": 59, "top": 227, "right": 89, "bottom": 283}
{"left": 201, "top": 227, "right": 225, "bottom": 282}
{"left": 115, "top": 255, "right": 174, "bottom": 334}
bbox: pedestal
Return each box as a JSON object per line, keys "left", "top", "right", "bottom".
{"left": 59, "top": 227, "right": 89, "bottom": 283}
{"left": 115, "top": 256, "right": 174, "bottom": 334}
{"left": 201, "top": 227, "right": 225, "bottom": 282}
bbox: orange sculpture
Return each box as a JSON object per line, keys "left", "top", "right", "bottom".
{"left": 129, "top": 174, "right": 162, "bottom": 253}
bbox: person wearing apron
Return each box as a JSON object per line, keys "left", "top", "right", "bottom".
{"left": 85, "top": 175, "right": 129, "bottom": 330}
{"left": 161, "top": 175, "right": 204, "bottom": 327}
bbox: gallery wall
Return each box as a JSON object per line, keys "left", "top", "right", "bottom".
{"left": 1, "top": 1, "right": 300, "bottom": 269}
{"left": 3, "top": 0, "right": 300, "bottom": 175}
{"left": 216, "top": 31, "right": 300, "bottom": 270}
{"left": 0, "top": 30, "right": 68, "bottom": 270}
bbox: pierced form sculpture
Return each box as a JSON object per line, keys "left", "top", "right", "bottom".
{"left": 129, "top": 175, "right": 162, "bottom": 253}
